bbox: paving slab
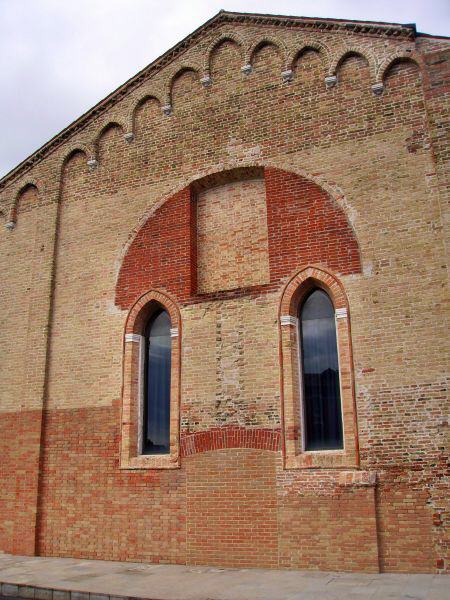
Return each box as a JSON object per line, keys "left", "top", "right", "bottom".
{"left": 0, "top": 554, "right": 448, "bottom": 600}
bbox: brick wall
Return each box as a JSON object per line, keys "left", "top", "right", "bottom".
{"left": 0, "top": 14, "right": 448, "bottom": 573}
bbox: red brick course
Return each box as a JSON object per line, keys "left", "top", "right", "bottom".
{"left": 265, "top": 168, "right": 361, "bottom": 279}
{"left": 116, "top": 186, "right": 194, "bottom": 308}
{"left": 181, "top": 426, "right": 281, "bottom": 456}
{"left": 0, "top": 410, "right": 42, "bottom": 556}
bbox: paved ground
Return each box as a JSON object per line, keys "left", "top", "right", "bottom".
{"left": 0, "top": 553, "right": 448, "bottom": 600}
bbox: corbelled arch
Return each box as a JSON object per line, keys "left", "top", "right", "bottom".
{"left": 128, "top": 92, "right": 163, "bottom": 135}
{"left": 8, "top": 181, "right": 40, "bottom": 225}
{"left": 287, "top": 40, "right": 331, "bottom": 73}
{"left": 329, "top": 46, "right": 377, "bottom": 81}
{"left": 377, "top": 52, "right": 422, "bottom": 84}
{"left": 165, "top": 64, "right": 201, "bottom": 108}
{"left": 93, "top": 121, "right": 125, "bottom": 158}
{"left": 204, "top": 31, "right": 246, "bottom": 74}
{"left": 246, "top": 35, "right": 288, "bottom": 67}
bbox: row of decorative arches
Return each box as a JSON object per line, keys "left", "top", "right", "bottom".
{"left": 126, "top": 41, "right": 422, "bottom": 114}
{"left": 2, "top": 35, "right": 422, "bottom": 229}
{"left": 200, "top": 32, "right": 421, "bottom": 84}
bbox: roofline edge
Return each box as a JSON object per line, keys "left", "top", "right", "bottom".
{"left": 2, "top": 10, "right": 442, "bottom": 191}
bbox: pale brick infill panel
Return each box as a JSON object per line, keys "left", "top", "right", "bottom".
{"left": 0, "top": 13, "right": 448, "bottom": 573}
{"left": 196, "top": 176, "right": 270, "bottom": 293}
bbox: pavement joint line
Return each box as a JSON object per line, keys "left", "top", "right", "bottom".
{"left": 1, "top": 582, "right": 153, "bottom": 600}
{"left": 1, "top": 554, "right": 449, "bottom": 600}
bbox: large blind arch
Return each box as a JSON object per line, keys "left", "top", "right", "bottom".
{"left": 299, "top": 288, "right": 343, "bottom": 451}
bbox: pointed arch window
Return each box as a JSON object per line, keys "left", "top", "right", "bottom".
{"left": 120, "top": 290, "right": 181, "bottom": 470}
{"left": 299, "top": 289, "right": 343, "bottom": 451}
{"left": 279, "top": 267, "right": 359, "bottom": 469}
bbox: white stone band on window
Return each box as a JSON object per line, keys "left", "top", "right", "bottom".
{"left": 125, "top": 333, "right": 143, "bottom": 343}
{"left": 280, "top": 315, "right": 298, "bottom": 326}
{"left": 170, "top": 328, "right": 179, "bottom": 338}
{"left": 335, "top": 308, "right": 348, "bottom": 319}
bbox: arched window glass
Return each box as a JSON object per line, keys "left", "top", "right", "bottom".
{"left": 143, "top": 309, "right": 171, "bottom": 454}
{"left": 300, "top": 289, "right": 343, "bottom": 451}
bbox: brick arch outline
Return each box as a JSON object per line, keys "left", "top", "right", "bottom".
{"left": 115, "top": 160, "right": 357, "bottom": 271}
{"left": 278, "top": 265, "right": 359, "bottom": 469}
{"left": 55, "top": 144, "right": 93, "bottom": 197}
{"left": 287, "top": 41, "right": 331, "bottom": 72}
{"left": 377, "top": 53, "right": 422, "bottom": 84}
{"left": 166, "top": 65, "right": 202, "bottom": 107}
{"left": 93, "top": 121, "right": 126, "bottom": 160}
{"left": 115, "top": 164, "right": 362, "bottom": 310}
{"left": 329, "top": 46, "right": 377, "bottom": 81}
{"left": 124, "top": 287, "right": 181, "bottom": 335}
{"left": 8, "top": 181, "right": 40, "bottom": 224}
{"left": 121, "top": 288, "right": 182, "bottom": 470}
{"left": 246, "top": 36, "right": 287, "bottom": 68}
{"left": 204, "top": 31, "right": 246, "bottom": 74}
{"left": 128, "top": 93, "right": 163, "bottom": 135}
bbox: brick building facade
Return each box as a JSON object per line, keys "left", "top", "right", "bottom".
{"left": 0, "top": 11, "right": 448, "bottom": 573}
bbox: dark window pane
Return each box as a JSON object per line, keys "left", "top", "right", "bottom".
{"left": 300, "top": 290, "right": 343, "bottom": 451}
{"left": 143, "top": 309, "right": 171, "bottom": 454}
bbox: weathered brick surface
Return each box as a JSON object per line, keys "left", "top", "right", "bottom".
{"left": 116, "top": 186, "right": 194, "bottom": 308}
{"left": 186, "top": 449, "right": 279, "bottom": 568}
{"left": 0, "top": 12, "right": 448, "bottom": 573}
{"left": 0, "top": 410, "right": 42, "bottom": 555}
{"left": 36, "top": 405, "right": 186, "bottom": 563}
{"left": 264, "top": 167, "right": 361, "bottom": 279}
{"left": 277, "top": 468, "right": 379, "bottom": 572}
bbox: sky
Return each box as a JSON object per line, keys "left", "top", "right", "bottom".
{"left": 1, "top": 0, "right": 449, "bottom": 179}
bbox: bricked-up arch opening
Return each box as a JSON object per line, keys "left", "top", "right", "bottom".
{"left": 249, "top": 42, "right": 283, "bottom": 87}
{"left": 115, "top": 167, "right": 361, "bottom": 310}
{"left": 293, "top": 47, "right": 324, "bottom": 78}
{"left": 96, "top": 123, "right": 124, "bottom": 166}
{"left": 133, "top": 96, "right": 163, "bottom": 137}
{"left": 209, "top": 39, "right": 243, "bottom": 86}
{"left": 16, "top": 183, "right": 39, "bottom": 214}
{"left": 116, "top": 186, "right": 196, "bottom": 309}
{"left": 196, "top": 171, "right": 269, "bottom": 294}
{"left": 380, "top": 58, "right": 424, "bottom": 134}
{"left": 170, "top": 68, "right": 200, "bottom": 110}
{"left": 336, "top": 53, "right": 371, "bottom": 88}
{"left": 60, "top": 150, "right": 89, "bottom": 203}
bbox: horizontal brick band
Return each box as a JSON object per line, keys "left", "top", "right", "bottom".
{"left": 181, "top": 426, "right": 282, "bottom": 456}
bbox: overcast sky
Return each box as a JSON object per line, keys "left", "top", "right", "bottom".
{"left": 1, "top": 0, "right": 449, "bottom": 179}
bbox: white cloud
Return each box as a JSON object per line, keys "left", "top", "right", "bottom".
{"left": 0, "top": 0, "right": 448, "bottom": 177}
